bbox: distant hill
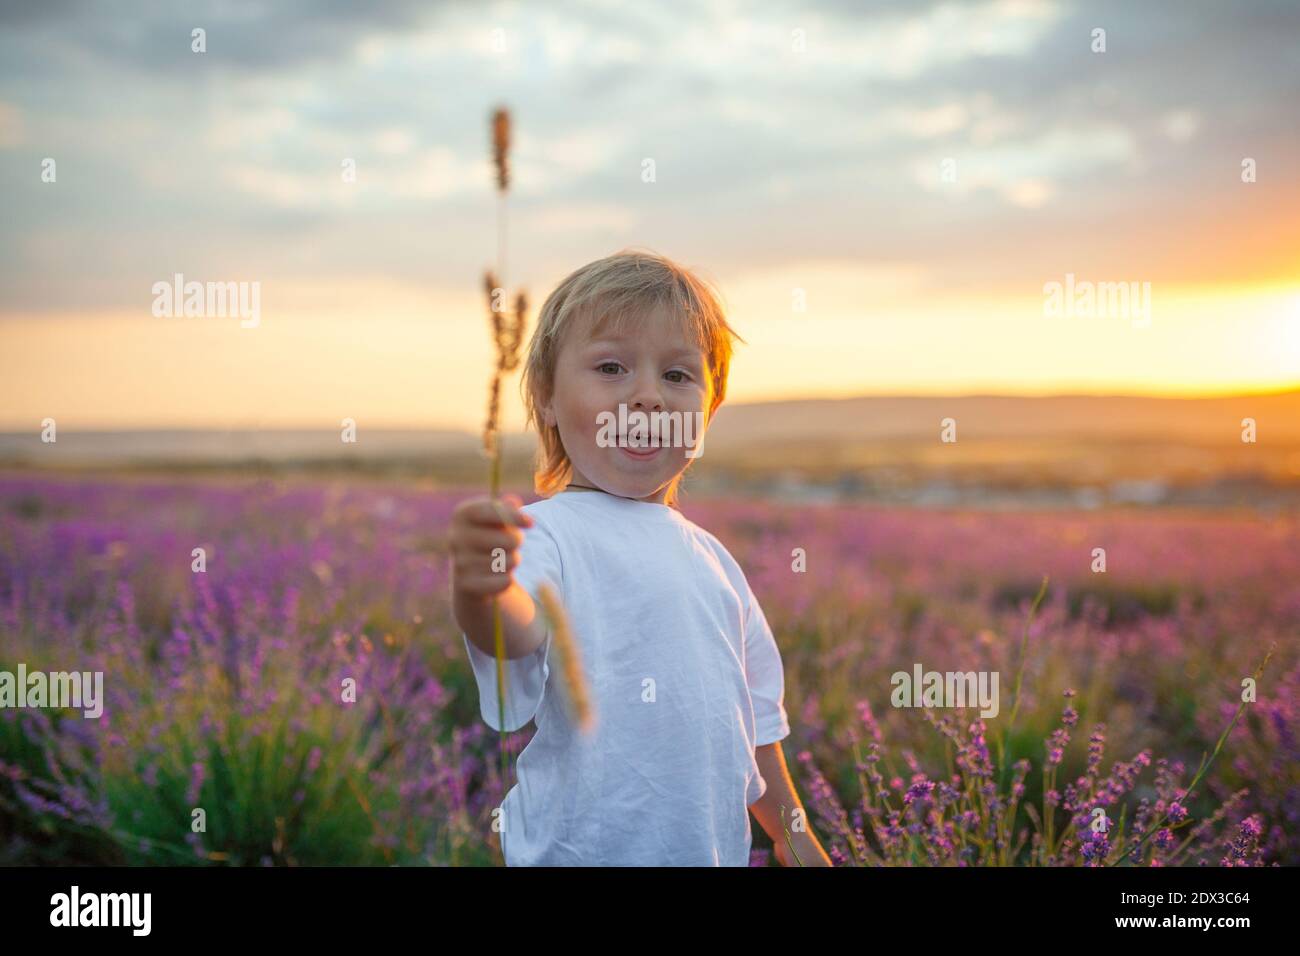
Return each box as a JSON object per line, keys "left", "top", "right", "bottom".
{"left": 701, "top": 389, "right": 1300, "bottom": 450}
{"left": 0, "top": 428, "right": 483, "bottom": 465}
{"left": 2, "top": 389, "right": 1296, "bottom": 508}
{"left": 3, "top": 389, "right": 1296, "bottom": 466}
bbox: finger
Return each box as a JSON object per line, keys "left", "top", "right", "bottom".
{"left": 463, "top": 498, "right": 531, "bottom": 529}
{"left": 499, "top": 493, "right": 534, "bottom": 525}
{"left": 453, "top": 547, "right": 520, "bottom": 580}
{"left": 458, "top": 526, "right": 524, "bottom": 557}
{"left": 457, "top": 571, "right": 513, "bottom": 597}
{"left": 493, "top": 495, "right": 534, "bottom": 528}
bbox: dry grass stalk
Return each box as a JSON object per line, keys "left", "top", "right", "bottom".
{"left": 492, "top": 107, "right": 510, "bottom": 191}
{"left": 535, "top": 582, "right": 595, "bottom": 734}
{"left": 478, "top": 107, "right": 594, "bottom": 833}
{"left": 482, "top": 270, "right": 526, "bottom": 467}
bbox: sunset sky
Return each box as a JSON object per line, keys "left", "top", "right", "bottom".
{"left": 2, "top": 0, "right": 1297, "bottom": 432}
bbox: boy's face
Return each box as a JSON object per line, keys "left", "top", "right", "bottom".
{"left": 542, "top": 304, "right": 714, "bottom": 505}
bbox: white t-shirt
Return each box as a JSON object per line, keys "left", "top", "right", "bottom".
{"left": 461, "top": 489, "right": 791, "bottom": 866}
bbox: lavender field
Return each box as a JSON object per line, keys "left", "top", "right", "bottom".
{"left": 0, "top": 473, "right": 1295, "bottom": 866}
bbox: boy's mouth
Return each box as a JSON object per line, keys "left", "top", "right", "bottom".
{"left": 617, "top": 433, "right": 663, "bottom": 460}
{"left": 619, "top": 444, "right": 662, "bottom": 461}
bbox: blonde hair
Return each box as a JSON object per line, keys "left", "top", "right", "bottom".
{"left": 520, "top": 248, "right": 745, "bottom": 509}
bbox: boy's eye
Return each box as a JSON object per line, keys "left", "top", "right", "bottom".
{"left": 595, "top": 362, "right": 696, "bottom": 383}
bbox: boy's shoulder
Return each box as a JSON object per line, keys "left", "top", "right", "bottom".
{"left": 679, "top": 514, "right": 754, "bottom": 594}
{"left": 681, "top": 514, "right": 731, "bottom": 556}
{"left": 519, "top": 495, "right": 568, "bottom": 517}
{"left": 515, "top": 496, "right": 572, "bottom": 544}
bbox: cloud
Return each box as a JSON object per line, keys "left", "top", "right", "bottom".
{"left": 778, "top": 0, "right": 1065, "bottom": 80}
{"left": 1, "top": 0, "right": 1298, "bottom": 316}
{"left": 910, "top": 122, "right": 1137, "bottom": 208}
{"left": 523, "top": 201, "right": 638, "bottom": 235}
{"left": 1161, "top": 109, "right": 1202, "bottom": 143}
{"left": 0, "top": 0, "right": 445, "bottom": 76}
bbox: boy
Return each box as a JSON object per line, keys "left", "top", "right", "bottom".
{"left": 450, "top": 249, "right": 831, "bottom": 866}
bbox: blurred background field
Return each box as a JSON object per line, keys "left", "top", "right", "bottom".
{"left": 4, "top": 0, "right": 1299, "bottom": 866}
{"left": 1, "top": 466, "right": 1294, "bottom": 865}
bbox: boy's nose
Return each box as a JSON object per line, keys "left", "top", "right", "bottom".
{"left": 629, "top": 396, "right": 663, "bottom": 412}
{"left": 627, "top": 377, "right": 664, "bottom": 412}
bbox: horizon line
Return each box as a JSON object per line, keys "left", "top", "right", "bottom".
{"left": 3, "top": 383, "right": 1297, "bottom": 434}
